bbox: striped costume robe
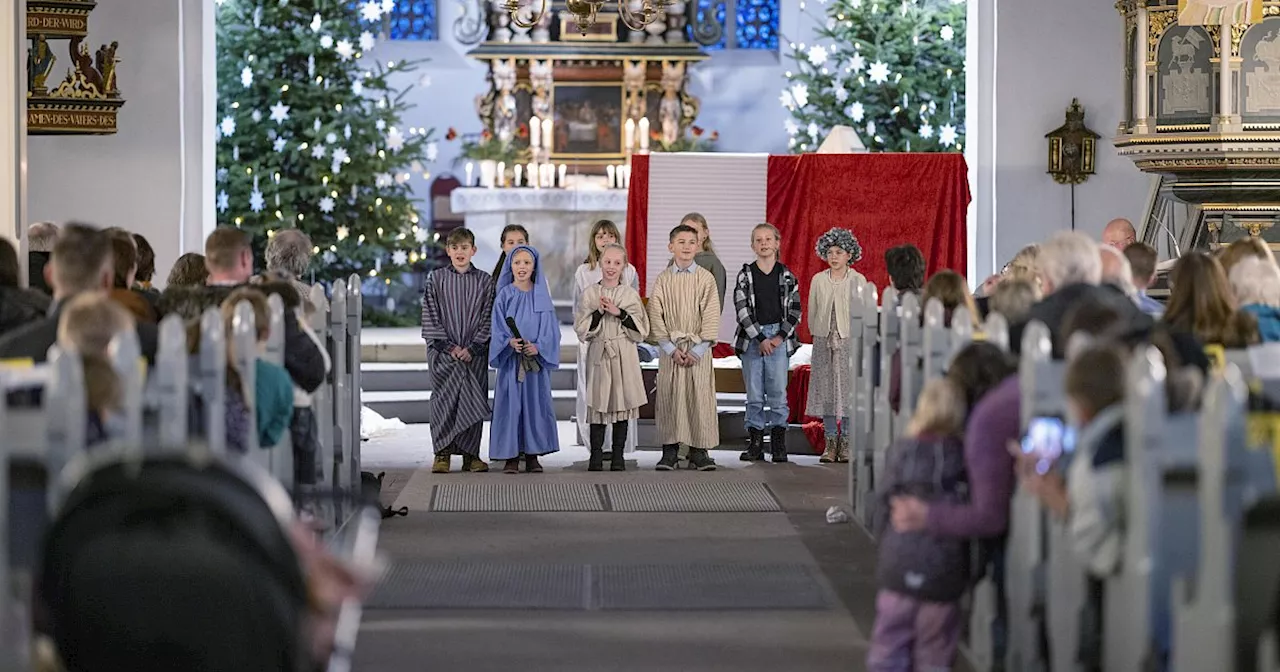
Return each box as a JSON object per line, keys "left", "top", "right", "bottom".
{"left": 421, "top": 263, "right": 494, "bottom": 456}
{"left": 647, "top": 264, "right": 721, "bottom": 450}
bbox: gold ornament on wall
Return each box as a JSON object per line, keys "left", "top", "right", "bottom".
{"left": 25, "top": 0, "right": 125, "bottom": 135}
{"left": 503, "top": 0, "right": 674, "bottom": 35}
{"left": 1046, "top": 99, "right": 1100, "bottom": 185}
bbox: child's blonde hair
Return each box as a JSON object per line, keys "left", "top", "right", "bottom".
{"left": 585, "top": 219, "right": 624, "bottom": 269}
{"left": 682, "top": 212, "right": 715, "bottom": 253}
{"left": 906, "top": 378, "right": 966, "bottom": 438}
{"left": 751, "top": 222, "right": 781, "bottom": 242}
{"left": 599, "top": 243, "right": 628, "bottom": 264}
{"left": 57, "top": 292, "right": 136, "bottom": 357}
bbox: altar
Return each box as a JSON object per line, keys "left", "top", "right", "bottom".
{"left": 449, "top": 187, "right": 629, "bottom": 304}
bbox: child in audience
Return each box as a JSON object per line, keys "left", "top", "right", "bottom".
{"left": 648, "top": 224, "right": 721, "bottom": 471}
{"left": 869, "top": 377, "right": 970, "bottom": 672}
{"left": 56, "top": 292, "right": 134, "bottom": 446}
{"left": 575, "top": 244, "right": 649, "bottom": 471}
{"left": 422, "top": 227, "right": 494, "bottom": 473}
{"left": 806, "top": 228, "right": 868, "bottom": 463}
{"left": 573, "top": 219, "right": 639, "bottom": 454}
{"left": 885, "top": 244, "right": 926, "bottom": 298}
{"left": 166, "top": 252, "right": 209, "bottom": 288}
{"left": 733, "top": 223, "right": 802, "bottom": 463}
{"left": 221, "top": 287, "right": 295, "bottom": 452}
{"left": 490, "top": 245, "right": 561, "bottom": 474}
{"left": 678, "top": 213, "right": 728, "bottom": 311}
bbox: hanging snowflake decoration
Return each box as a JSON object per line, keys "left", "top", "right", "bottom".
{"left": 335, "top": 39, "right": 354, "bottom": 60}
{"left": 217, "top": 190, "right": 230, "bottom": 213}
{"left": 939, "top": 124, "right": 958, "bottom": 147}
{"left": 220, "top": 116, "right": 236, "bottom": 137}
{"left": 360, "top": 1, "right": 383, "bottom": 22}
{"left": 359, "top": 31, "right": 376, "bottom": 52}
{"left": 273, "top": 137, "right": 288, "bottom": 152}
{"left": 385, "top": 126, "right": 406, "bottom": 152}
{"left": 311, "top": 144, "right": 327, "bottom": 159}
{"left": 790, "top": 83, "right": 809, "bottom": 108}
{"left": 320, "top": 34, "right": 334, "bottom": 49}
{"left": 240, "top": 66, "right": 253, "bottom": 88}
{"left": 249, "top": 185, "right": 265, "bottom": 214}
{"left": 392, "top": 250, "right": 408, "bottom": 266}
{"left": 425, "top": 141, "right": 438, "bottom": 162}
{"left": 919, "top": 123, "right": 934, "bottom": 139}
{"left": 318, "top": 196, "right": 336, "bottom": 213}
{"left": 940, "top": 25, "right": 954, "bottom": 41}
{"left": 414, "top": 227, "right": 430, "bottom": 243}
{"left": 375, "top": 172, "right": 394, "bottom": 188}
{"left": 867, "top": 61, "right": 891, "bottom": 85}
{"left": 848, "top": 101, "right": 865, "bottom": 122}
{"left": 269, "top": 101, "right": 290, "bottom": 124}
{"left": 807, "top": 44, "right": 829, "bottom": 66}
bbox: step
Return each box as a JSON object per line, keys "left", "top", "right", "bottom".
{"left": 361, "top": 362, "right": 579, "bottom": 392}
{"left": 364, "top": 390, "right": 750, "bottom": 425}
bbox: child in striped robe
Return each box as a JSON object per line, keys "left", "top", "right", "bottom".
{"left": 647, "top": 223, "right": 721, "bottom": 471}
{"left": 421, "top": 227, "right": 495, "bottom": 473}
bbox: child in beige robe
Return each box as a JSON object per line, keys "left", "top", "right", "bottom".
{"left": 575, "top": 244, "right": 649, "bottom": 471}
{"left": 647, "top": 224, "right": 721, "bottom": 471}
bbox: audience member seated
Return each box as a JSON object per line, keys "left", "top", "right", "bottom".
{"left": 0, "top": 237, "right": 52, "bottom": 337}
{"left": 165, "top": 252, "right": 209, "bottom": 288}
{"left": 27, "top": 221, "right": 58, "bottom": 295}
{"left": 1217, "top": 236, "right": 1275, "bottom": 280}
{"left": 105, "top": 231, "right": 157, "bottom": 324}
{"left": 1101, "top": 218, "right": 1137, "bottom": 250}
{"left": 1228, "top": 255, "right": 1280, "bottom": 342}
{"left": 1124, "top": 242, "right": 1163, "bottom": 316}
{"left": 131, "top": 233, "right": 162, "bottom": 312}
{"left": 890, "top": 269, "right": 978, "bottom": 412}
{"left": 55, "top": 293, "right": 135, "bottom": 446}
{"left": 977, "top": 244, "right": 1041, "bottom": 318}
{"left": 253, "top": 272, "right": 331, "bottom": 486}
{"left": 1015, "top": 231, "right": 1149, "bottom": 356}
{"left": 265, "top": 229, "right": 317, "bottom": 301}
{"left": 221, "top": 287, "right": 295, "bottom": 451}
{"left": 0, "top": 223, "right": 158, "bottom": 363}
{"left": 162, "top": 227, "right": 326, "bottom": 394}
{"left": 990, "top": 278, "right": 1039, "bottom": 324}
{"left": 1162, "top": 251, "right": 1259, "bottom": 350}
{"left": 885, "top": 244, "right": 926, "bottom": 299}
{"left": 1099, "top": 244, "right": 1138, "bottom": 300}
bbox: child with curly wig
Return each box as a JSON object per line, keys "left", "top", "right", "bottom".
{"left": 806, "top": 228, "right": 869, "bottom": 463}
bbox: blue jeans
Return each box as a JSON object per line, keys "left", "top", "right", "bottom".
{"left": 742, "top": 323, "right": 789, "bottom": 430}
{"left": 823, "top": 415, "right": 850, "bottom": 438}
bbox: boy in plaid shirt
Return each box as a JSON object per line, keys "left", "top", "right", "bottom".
{"left": 732, "top": 223, "right": 802, "bottom": 462}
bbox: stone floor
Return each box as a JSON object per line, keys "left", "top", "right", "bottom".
{"left": 353, "top": 421, "right": 887, "bottom": 672}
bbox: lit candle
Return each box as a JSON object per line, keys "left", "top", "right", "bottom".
{"left": 541, "top": 117, "right": 553, "bottom": 152}
{"left": 638, "top": 117, "right": 650, "bottom": 150}
{"left": 530, "top": 115, "right": 541, "bottom": 149}
{"left": 526, "top": 162, "right": 536, "bottom": 187}
{"left": 497, "top": 162, "right": 505, "bottom": 188}
{"left": 515, "top": 164, "right": 524, "bottom": 188}
{"left": 558, "top": 163, "right": 567, "bottom": 188}
{"left": 607, "top": 165, "right": 616, "bottom": 188}
{"left": 465, "top": 161, "right": 474, "bottom": 187}
{"left": 624, "top": 119, "right": 635, "bottom": 151}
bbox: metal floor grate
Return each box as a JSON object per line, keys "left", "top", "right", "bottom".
{"left": 606, "top": 481, "right": 782, "bottom": 513}
{"left": 430, "top": 483, "right": 605, "bottom": 512}
{"left": 366, "top": 562, "right": 587, "bottom": 609}
{"left": 594, "top": 564, "right": 830, "bottom": 610}
{"left": 366, "top": 563, "right": 830, "bottom": 610}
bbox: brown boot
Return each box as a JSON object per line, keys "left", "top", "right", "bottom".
{"left": 503, "top": 458, "right": 520, "bottom": 474}
{"left": 836, "top": 435, "right": 851, "bottom": 463}
{"left": 432, "top": 454, "right": 452, "bottom": 473}
{"left": 819, "top": 438, "right": 838, "bottom": 463}
{"left": 463, "top": 455, "right": 489, "bottom": 473}
{"left": 525, "top": 455, "right": 544, "bottom": 473}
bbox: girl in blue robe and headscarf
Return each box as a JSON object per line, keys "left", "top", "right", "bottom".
{"left": 490, "top": 244, "right": 562, "bottom": 473}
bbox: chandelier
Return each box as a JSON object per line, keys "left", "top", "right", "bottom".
{"left": 502, "top": 0, "right": 674, "bottom": 35}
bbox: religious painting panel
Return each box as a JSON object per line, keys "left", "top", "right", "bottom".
{"left": 1156, "top": 25, "right": 1214, "bottom": 127}
{"left": 1241, "top": 17, "right": 1280, "bottom": 123}
{"left": 550, "top": 83, "right": 625, "bottom": 160}
{"left": 1178, "top": 0, "right": 1262, "bottom": 26}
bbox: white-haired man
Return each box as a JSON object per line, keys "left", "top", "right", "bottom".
{"left": 1098, "top": 244, "right": 1137, "bottom": 298}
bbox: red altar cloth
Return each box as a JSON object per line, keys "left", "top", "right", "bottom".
{"left": 625, "top": 153, "right": 970, "bottom": 344}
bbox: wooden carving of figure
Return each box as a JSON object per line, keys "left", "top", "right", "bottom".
{"left": 530, "top": 59, "right": 553, "bottom": 120}
{"left": 623, "top": 61, "right": 646, "bottom": 121}
{"left": 97, "top": 41, "right": 120, "bottom": 96}
{"left": 68, "top": 37, "right": 105, "bottom": 95}
{"left": 493, "top": 58, "right": 518, "bottom": 143}
{"left": 659, "top": 62, "right": 685, "bottom": 146}
{"left": 28, "top": 34, "right": 57, "bottom": 94}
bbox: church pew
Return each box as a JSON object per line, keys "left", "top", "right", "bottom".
{"left": 983, "top": 312, "right": 1011, "bottom": 353}
{"left": 947, "top": 304, "right": 974, "bottom": 360}
{"left": 850, "top": 283, "right": 879, "bottom": 525}
{"left": 897, "top": 292, "right": 923, "bottom": 429}
{"left": 872, "top": 286, "right": 900, "bottom": 508}
{"left": 345, "top": 276, "right": 364, "bottom": 513}
{"left": 328, "top": 279, "right": 355, "bottom": 526}
{"left": 922, "top": 297, "right": 951, "bottom": 385}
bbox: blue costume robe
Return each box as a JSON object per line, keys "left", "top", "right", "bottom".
{"left": 489, "top": 245, "right": 562, "bottom": 459}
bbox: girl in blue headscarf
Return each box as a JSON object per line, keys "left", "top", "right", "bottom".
{"left": 490, "top": 244, "right": 562, "bottom": 473}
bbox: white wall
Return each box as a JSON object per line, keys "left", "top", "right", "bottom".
{"left": 990, "top": 0, "right": 1150, "bottom": 268}
{"left": 26, "top": 0, "right": 213, "bottom": 285}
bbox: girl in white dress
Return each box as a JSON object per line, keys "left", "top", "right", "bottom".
{"left": 573, "top": 219, "right": 639, "bottom": 453}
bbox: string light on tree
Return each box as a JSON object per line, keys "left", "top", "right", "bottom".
{"left": 784, "top": 0, "right": 966, "bottom": 152}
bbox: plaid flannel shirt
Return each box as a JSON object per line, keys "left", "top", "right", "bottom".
{"left": 732, "top": 262, "right": 802, "bottom": 357}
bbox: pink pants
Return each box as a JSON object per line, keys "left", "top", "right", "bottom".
{"left": 866, "top": 589, "right": 962, "bottom": 672}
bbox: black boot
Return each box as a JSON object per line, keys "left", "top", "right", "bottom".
{"left": 769, "top": 426, "right": 789, "bottom": 463}
{"left": 740, "top": 428, "right": 766, "bottom": 462}
{"left": 687, "top": 447, "right": 717, "bottom": 471}
{"left": 656, "top": 444, "right": 679, "bottom": 471}
{"left": 610, "top": 421, "right": 628, "bottom": 471}
{"left": 588, "top": 424, "right": 606, "bottom": 472}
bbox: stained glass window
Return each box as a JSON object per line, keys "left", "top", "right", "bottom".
{"left": 735, "top": 0, "right": 777, "bottom": 50}
{"left": 694, "top": 0, "right": 727, "bottom": 50}
{"left": 689, "top": 0, "right": 776, "bottom": 51}
{"left": 387, "top": 0, "right": 436, "bottom": 40}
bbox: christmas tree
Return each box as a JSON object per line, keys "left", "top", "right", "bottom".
{"left": 782, "top": 0, "right": 966, "bottom": 153}
{"left": 215, "top": 0, "right": 436, "bottom": 318}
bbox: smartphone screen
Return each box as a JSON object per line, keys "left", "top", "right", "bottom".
{"left": 1021, "top": 416, "right": 1074, "bottom": 474}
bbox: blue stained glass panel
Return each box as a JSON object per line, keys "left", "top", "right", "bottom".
{"left": 694, "top": 0, "right": 727, "bottom": 50}
{"left": 735, "top": 0, "right": 777, "bottom": 50}
{"left": 388, "top": 0, "right": 436, "bottom": 40}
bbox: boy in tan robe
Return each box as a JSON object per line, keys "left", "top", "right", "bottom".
{"left": 574, "top": 244, "right": 650, "bottom": 471}
{"left": 647, "top": 224, "right": 721, "bottom": 471}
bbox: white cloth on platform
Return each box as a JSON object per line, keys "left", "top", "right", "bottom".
{"left": 572, "top": 261, "right": 640, "bottom": 450}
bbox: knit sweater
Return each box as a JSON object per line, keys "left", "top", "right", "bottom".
{"left": 926, "top": 375, "right": 1021, "bottom": 538}
{"left": 808, "top": 269, "right": 867, "bottom": 338}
